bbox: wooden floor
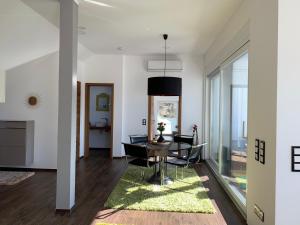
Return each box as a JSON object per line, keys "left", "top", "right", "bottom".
{"left": 0, "top": 150, "right": 246, "bottom": 225}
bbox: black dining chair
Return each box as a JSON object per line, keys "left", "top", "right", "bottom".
{"left": 123, "top": 143, "right": 157, "bottom": 179}
{"left": 166, "top": 143, "right": 207, "bottom": 179}
{"left": 173, "top": 134, "right": 194, "bottom": 145}
{"left": 129, "top": 135, "right": 148, "bottom": 144}
{"left": 169, "top": 134, "right": 194, "bottom": 158}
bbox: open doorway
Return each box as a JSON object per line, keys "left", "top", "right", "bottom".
{"left": 84, "top": 83, "right": 114, "bottom": 159}
{"left": 148, "top": 96, "right": 182, "bottom": 141}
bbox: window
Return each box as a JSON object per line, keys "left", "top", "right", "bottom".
{"left": 209, "top": 73, "right": 221, "bottom": 165}
{"left": 153, "top": 96, "right": 179, "bottom": 135}
{"left": 208, "top": 52, "right": 248, "bottom": 209}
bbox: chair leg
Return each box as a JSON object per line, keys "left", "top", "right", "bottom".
{"left": 162, "top": 166, "right": 165, "bottom": 185}
{"left": 165, "top": 157, "right": 168, "bottom": 177}
{"left": 175, "top": 166, "right": 178, "bottom": 179}
{"left": 181, "top": 167, "right": 183, "bottom": 179}
{"left": 141, "top": 170, "right": 145, "bottom": 180}
{"left": 160, "top": 160, "right": 165, "bottom": 185}
{"left": 154, "top": 156, "right": 157, "bottom": 175}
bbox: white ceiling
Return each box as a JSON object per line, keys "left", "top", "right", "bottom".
{"left": 0, "top": 0, "right": 93, "bottom": 70}
{"left": 0, "top": 0, "right": 244, "bottom": 71}
{"left": 78, "top": 0, "right": 244, "bottom": 55}
{"left": 22, "top": 0, "right": 244, "bottom": 55}
{"left": 0, "top": 0, "right": 59, "bottom": 70}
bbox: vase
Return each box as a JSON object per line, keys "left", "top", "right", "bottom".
{"left": 193, "top": 130, "right": 199, "bottom": 145}
{"left": 157, "top": 132, "right": 164, "bottom": 142}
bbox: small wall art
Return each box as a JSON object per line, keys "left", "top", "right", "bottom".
{"left": 96, "top": 93, "right": 109, "bottom": 111}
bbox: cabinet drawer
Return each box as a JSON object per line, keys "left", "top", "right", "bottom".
{"left": 0, "top": 129, "right": 26, "bottom": 146}
{"left": 0, "top": 146, "right": 26, "bottom": 165}
{"left": 0, "top": 121, "right": 26, "bottom": 129}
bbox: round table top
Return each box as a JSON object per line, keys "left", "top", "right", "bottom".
{"left": 146, "top": 141, "right": 191, "bottom": 151}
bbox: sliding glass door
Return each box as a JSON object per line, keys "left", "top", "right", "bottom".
{"left": 209, "top": 74, "right": 221, "bottom": 166}
{"left": 208, "top": 52, "right": 248, "bottom": 207}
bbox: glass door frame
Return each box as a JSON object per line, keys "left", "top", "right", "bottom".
{"left": 208, "top": 71, "right": 222, "bottom": 170}
{"left": 205, "top": 44, "right": 249, "bottom": 218}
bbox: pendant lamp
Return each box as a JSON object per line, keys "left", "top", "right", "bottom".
{"left": 147, "top": 34, "right": 182, "bottom": 96}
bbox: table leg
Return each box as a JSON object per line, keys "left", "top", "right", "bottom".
{"left": 165, "top": 156, "right": 168, "bottom": 177}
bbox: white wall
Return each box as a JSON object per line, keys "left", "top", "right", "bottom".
{"left": 77, "top": 61, "right": 86, "bottom": 157}
{"left": 123, "top": 54, "right": 204, "bottom": 144}
{"left": 89, "top": 86, "right": 112, "bottom": 148}
{"left": 0, "top": 51, "right": 203, "bottom": 165}
{"left": 204, "top": 0, "right": 250, "bottom": 75}
{"left": 275, "top": 1, "right": 300, "bottom": 224}
{"left": 83, "top": 55, "right": 124, "bottom": 157}
{"left": 0, "top": 52, "right": 87, "bottom": 169}
{"left": 247, "top": 0, "right": 278, "bottom": 224}
{"left": 0, "top": 52, "right": 59, "bottom": 169}
{"left": 0, "top": 69, "right": 5, "bottom": 103}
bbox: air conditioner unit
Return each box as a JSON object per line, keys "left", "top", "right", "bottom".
{"left": 147, "top": 60, "right": 183, "bottom": 72}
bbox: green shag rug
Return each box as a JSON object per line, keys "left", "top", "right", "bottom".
{"left": 104, "top": 165, "right": 215, "bottom": 213}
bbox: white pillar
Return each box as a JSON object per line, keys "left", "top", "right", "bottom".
{"left": 275, "top": 1, "right": 300, "bottom": 224}
{"left": 248, "top": 0, "right": 300, "bottom": 225}
{"left": 247, "top": 1, "right": 278, "bottom": 224}
{"left": 0, "top": 69, "right": 5, "bottom": 103}
{"left": 56, "top": 0, "right": 78, "bottom": 211}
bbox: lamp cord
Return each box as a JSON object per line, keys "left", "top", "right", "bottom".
{"left": 164, "top": 37, "right": 166, "bottom": 77}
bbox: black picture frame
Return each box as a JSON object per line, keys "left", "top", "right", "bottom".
{"left": 259, "top": 141, "right": 265, "bottom": 164}
{"left": 291, "top": 146, "right": 300, "bottom": 172}
{"left": 255, "top": 139, "right": 260, "bottom": 161}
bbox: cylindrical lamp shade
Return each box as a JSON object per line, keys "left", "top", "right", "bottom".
{"left": 148, "top": 77, "right": 182, "bottom": 96}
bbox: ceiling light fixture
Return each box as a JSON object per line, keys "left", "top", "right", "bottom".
{"left": 83, "top": 0, "right": 113, "bottom": 8}
{"left": 148, "top": 34, "right": 182, "bottom": 96}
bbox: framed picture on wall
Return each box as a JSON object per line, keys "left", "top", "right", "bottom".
{"left": 159, "top": 101, "right": 177, "bottom": 118}
{"left": 96, "top": 93, "right": 109, "bottom": 111}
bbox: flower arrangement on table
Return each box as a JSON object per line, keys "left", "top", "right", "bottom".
{"left": 193, "top": 124, "right": 198, "bottom": 133}
{"left": 157, "top": 122, "right": 166, "bottom": 142}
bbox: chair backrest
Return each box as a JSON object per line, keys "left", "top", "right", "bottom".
{"left": 187, "top": 143, "right": 207, "bottom": 164}
{"left": 173, "top": 134, "right": 194, "bottom": 145}
{"left": 129, "top": 135, "right": 148, "bottom": 144}
{"left": 123, "top": 143, "right": 148, "bottom": 159}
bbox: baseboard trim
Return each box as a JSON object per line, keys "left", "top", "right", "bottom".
{"left": 113, "top": 156, "right": 126, "bottom": 159}
{"left": 0, "top": 167, "right": 57, "bottom": 172}
{"left": 55, "top": 205, "right": 75, "bottom": 216}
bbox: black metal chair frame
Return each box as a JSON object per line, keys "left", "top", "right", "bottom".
{"left": 166, "top": 143, "right": 207, "bottom": 179}
{"left": 173, "top": 134, "right": 194, "bottom": 145}
{"left": 129, "top": 135, "right": 148, "bottom": 145}
{"left": 170, "top": 134, "right": 194, "bottom": 158}
{"left": 123, "top": 143, "right": 156, "bottom": 179}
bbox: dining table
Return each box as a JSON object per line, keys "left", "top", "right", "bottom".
{"left": 145, "top": 141, "right": 192, "bottom": 185}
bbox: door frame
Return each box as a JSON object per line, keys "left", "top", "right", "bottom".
{"left": 147, "top": 96, "right": 182, "bottom": 141}
{"left": 84, "top": 83, "right": 114, "bottom": 159}
{"left": 76, "top": 81, "right": 81, "bottom": 161}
